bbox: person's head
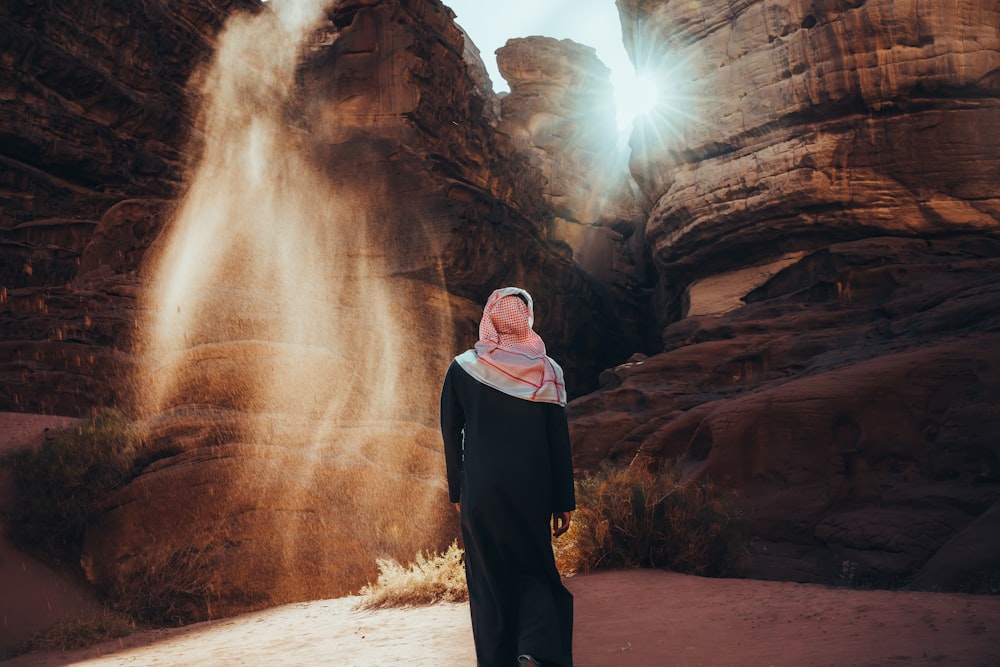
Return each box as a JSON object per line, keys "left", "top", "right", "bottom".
{"left": 490, "top": 294, "right": 531, "bottom": 339}
{"left": 479, "top": 287, "right": 540, "bottom": 349}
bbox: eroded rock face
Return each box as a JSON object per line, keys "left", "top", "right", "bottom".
{"left": 627, "top": 0, "right": 998, "bottom": 274}
{"left": 0, "top": 276, "right": 142, "bottom": 415}
{"left": 0, "top": 0, "right": 649, "bottom": 418}
{"left": 0, "top": 0, "right": 260, "bottom": 286}
{"left": 82, "top": 420, "right": 457, "bottom": 621}
{"left": 0, "top": 1, "right": 256, "bottom": 418}
{"left": 497, "top": 37, "right": 621, "bottom": 224}
{"left": 299, "top": 0, "right": 646, "bottom": 388}
{"left": 571, "top": 236, "right": 1000, "bottom": 588}
{"left": 0, "top": 0, "right": 652, "bottom": 620}
{"left": 572, "top": 0, "right": 1000, "bottom": 589}
{"left": 497, "top": 37, "right": 649, "bottom": 289}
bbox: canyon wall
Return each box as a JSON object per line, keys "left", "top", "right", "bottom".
{"left": 570, "top": 0, "right": 1000, "bottom": 589}
{"left": 2, "top": 0, "right": 998, "bottom": 612}
{"left": 0, "top": 0, "right": 261, "bottom": 287}
{"left": 1, "top": 0, "right": 648, "bottom": 619}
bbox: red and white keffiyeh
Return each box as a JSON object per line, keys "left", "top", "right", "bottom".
{"left": 455, "top": 287, "right": 567, "bottom": 406}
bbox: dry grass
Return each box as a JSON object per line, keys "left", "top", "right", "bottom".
{"left": 357, "top": 540, "right": 467, "bottom": 609}
{"left": 360, "top": 463, "right": 750, "bottom": 610}
{"left": 562, "top": 463, "right": 750, "bottom": 577}
{"left": 14, "top": 609, "right": 136, "bottom": 656}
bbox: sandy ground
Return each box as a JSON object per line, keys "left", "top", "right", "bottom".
{"left": 3, "top": 413, "right": 999, "bottom": 666}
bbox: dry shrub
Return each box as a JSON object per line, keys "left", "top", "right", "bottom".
{"left": 358, "top": 540, "right": 467, "bottom": 609}
{"left": 109, "top": 540, "right": 225, "bottom": 624}
{"left": 2, "top": 409, "right": 144, "bottom": 566}
{"left": 564, "top": 463, "right": 749, "bottom": 577}
{"left": 14, "top": 609, "right": 135, "bottom": 656}
{"left": 3, "top": 408, "right": 182, "bottom": 570}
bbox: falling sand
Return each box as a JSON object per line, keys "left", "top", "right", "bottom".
{"left": 116, "top": 0, "right": 458, "bottom": 611}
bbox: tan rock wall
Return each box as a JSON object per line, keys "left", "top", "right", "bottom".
{"left": 618, "top": 0, "right": 1000, "bottom": 272}
{"left": 564, "top": 0, "right": 1000, "bottom": 589}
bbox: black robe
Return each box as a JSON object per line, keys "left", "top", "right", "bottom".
{"left": 441, "top": 360, "right": 575, "bottom": 667}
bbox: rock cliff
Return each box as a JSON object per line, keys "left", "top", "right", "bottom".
{"left": 2, "top": 0, "right": 997, "bottom": 614}
{"left": 621, "top": 0, "right": 999, "bottom": 290}
{"left": 0, "top": 0, "right": 261, "bottom": 287}
{"left": 496, "top": 36, "right": 650, "bottom": 318}
{"left": 1, "top": 0, "right": 649, "bottom": 619}
{"left": 571, "top": 0, "right": 1000, "bottom": 589}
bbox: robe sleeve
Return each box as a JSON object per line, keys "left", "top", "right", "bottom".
{"left": 440, "top": 362, "right": 466, "bottom": 504}
{"left": 547, "top": 404, "right": 576, "bottom": 513}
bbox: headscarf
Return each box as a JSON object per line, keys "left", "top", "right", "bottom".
{"left": 455, "top": 287, "right": 567, "bottom": 406}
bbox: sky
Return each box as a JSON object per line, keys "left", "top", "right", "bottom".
{"left": 443, "top": 0, "right": 652, "bottom": 130}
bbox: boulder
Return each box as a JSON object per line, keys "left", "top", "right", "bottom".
{"left": 82, "top": 420, "right": 457, "bottom": 621}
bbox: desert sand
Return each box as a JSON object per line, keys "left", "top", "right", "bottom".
{"left": 3, "top": 413, "right": 999, "bottom": 666}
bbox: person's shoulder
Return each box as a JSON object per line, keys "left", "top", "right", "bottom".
{"left": 451, "top": 351, "right": 476, "bottom": 372}
{"left": 446, "top": 353, "right": 474, "bottom": 380}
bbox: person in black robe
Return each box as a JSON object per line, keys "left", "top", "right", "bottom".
{"left": 440, "top": 287, "right": 575, "bottom": 667}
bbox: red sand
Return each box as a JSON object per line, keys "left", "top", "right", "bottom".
{"left": 3, "top": 413, "right": 999, "bottom": 666}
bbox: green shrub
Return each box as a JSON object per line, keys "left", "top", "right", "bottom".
{"left": 358, "top": 540, "right": 467, "bottom": 609}
{"left": 2, "top": 408, "right": 145, "bottom": 567}
{"left": 564, "top": 462, "right": 750, "bottom": 577}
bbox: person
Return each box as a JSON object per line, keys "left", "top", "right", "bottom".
{"left": 440, "top": 287, "right": 575, "bottom": 667}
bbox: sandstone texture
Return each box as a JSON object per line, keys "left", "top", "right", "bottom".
{"left": 497, "top": 36, "right": 649, "bottom": 298}
{"left": 1, "top": 0, "right": 649, "bottom": 620}
{"left": 571, "top": 236, "right": 1000, "bottom": 587}
{"left": 0, "top": 0, "right": 260, "bottom": 287}
{"left": 2, "top": 0, "right": 998, "bottom": 619}
{"left": 620, "top": 0, "right": 1000, "bottom": 279}
{"left": 81, "top": 418, "right": 456, "bottom": 621}
{"left": 567, "top": 0, "right": 1000, "bottom": 588}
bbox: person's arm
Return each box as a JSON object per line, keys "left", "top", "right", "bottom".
{"left": 440, "top": 363, "right": 466, "bottom": 505}
{"left": 547, "top": 404, "right": 576, "bottom": 514}
{"left": 552, "top": 511, "right": 571, "bottom": 537}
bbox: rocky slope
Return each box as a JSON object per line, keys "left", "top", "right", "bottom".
{"left": 571, "top": 235, "right": 1000, "bottom": 587}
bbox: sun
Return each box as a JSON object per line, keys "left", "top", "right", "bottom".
{"left": 611, "top": 70, "right": 661, "bottom": 132}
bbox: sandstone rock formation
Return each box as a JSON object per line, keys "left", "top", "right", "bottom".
{"left": 571, "top": 236, "right": 1000, "bottom": 587}
{"left": 1, "top": 0, "right": 649, "bottom": 417}
{"left": 455, "top": 23, "right": 502, "bottom": 125}
{"left": 3, "top": 0, "right": 997, "bottom": 614}
{"left": 620, "top": 0, "right": 1000, "bottom": 289}
{"left": 0, "top": 0, "right": 261, "bottom": 288}
{"left": 567, "top": 0, "right": 1000, "bottom": 589}
{"left": 82, "top": 419, "right": 457, "bottom": 621}
{"left": 497, "top": 37, "right": 621, "bottom": 224}
{"left": 300, "top": 0, "right": 647, "bottom": 387}
{"left": 1, "top": 0, "right": 651, "bottom": 620}
{"left": 497, "top": 36, "right": 649, "bottom": 293}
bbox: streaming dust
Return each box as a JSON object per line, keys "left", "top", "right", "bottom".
{"left": 134, "top": 0, "right": 456, "bottom": 603}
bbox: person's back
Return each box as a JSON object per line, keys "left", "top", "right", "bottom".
{"left": 440, "top": 287, "right": 575, "bottom": 667}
